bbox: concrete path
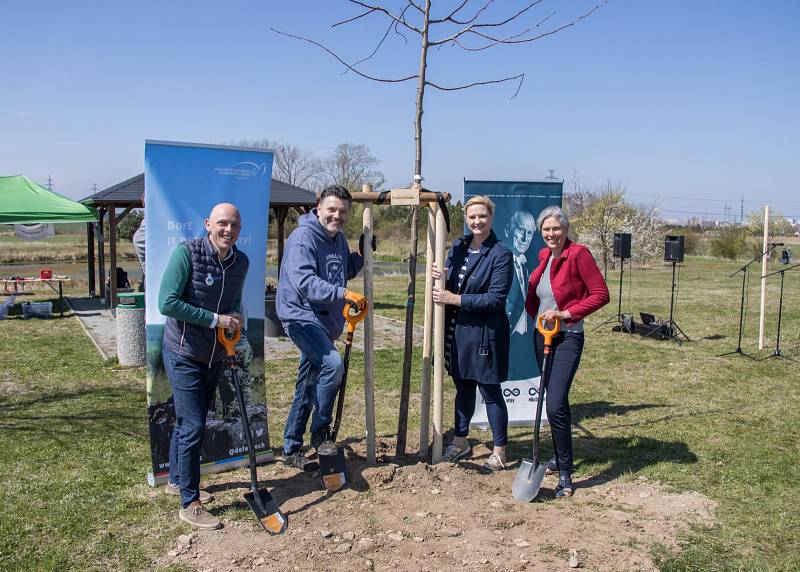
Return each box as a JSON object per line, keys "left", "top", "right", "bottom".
{"left": 66, "top": 297, "right": 117, "bottom": 360}
{"left": 67, "top": 297, "right": 423, "bottom": 361}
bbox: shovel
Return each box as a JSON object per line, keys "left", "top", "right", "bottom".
{"left": 217, "top": 327, "right": 288, "bottom": 535}
{"left": 512, "top": 315, "right": 561, "bottom": 503}
{"left": 320, "top": 300, "right": 368, "bottom": 492}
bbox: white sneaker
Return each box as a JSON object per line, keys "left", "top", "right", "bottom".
{"left": 481, "top": 451, "right": 507, "bottom": 472}
{"left": 442, "top": 441, "right": 471, "bottom": 462}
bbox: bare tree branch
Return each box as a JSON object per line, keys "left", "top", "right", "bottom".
{"left": 428, "top": 0, "right": 545, "bottom": 45}
{"left": 332, "top": 9, "right": 375, "bottom": 28}
{"left": 450, "top": 9, "right": 557, "bottom": 51}
{"left": 427, "top": 73, "right": 524, "bottom": 98}
{"left": 345, "top": 0, "right": 423, "bottom": 34}
{"left": 405, "top": 0, "right": 424, "bottom": 15}
{"left": 429, "top": 0, "right": 472, "bottom": 24}
{"left": 350, "top": 3, "right": 414, "bottom": 69}
{"left": 270, "top": 28, "right": 418, "bottom": 84}
{"left": 437, "top": 1, "right": 606, "bottom": 51}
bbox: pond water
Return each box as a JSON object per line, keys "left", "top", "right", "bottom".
{"left": 0, "top": 260, "right": 421, "bottom": 283}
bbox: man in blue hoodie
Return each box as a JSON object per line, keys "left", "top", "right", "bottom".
{"left": 277, "top": 185, "right": 368, "bottom": 470}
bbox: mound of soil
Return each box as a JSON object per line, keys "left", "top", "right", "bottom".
{"left": 154, "top": 438, "right": 714, "bottom": 571}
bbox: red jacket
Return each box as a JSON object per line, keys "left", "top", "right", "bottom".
{"left": 525, "top": 238, "right": 609, "bottom": 326}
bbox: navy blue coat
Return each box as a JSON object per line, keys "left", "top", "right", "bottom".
{"left": 444, "top": 230, "right": 513, "bottom": 384}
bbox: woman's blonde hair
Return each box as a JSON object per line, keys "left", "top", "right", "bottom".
{"left": 463, "top": 195, "right": 496, "bottom": 216}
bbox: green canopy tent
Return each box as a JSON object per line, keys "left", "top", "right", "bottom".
{"left": 0, "top": 175, "right": 97, "bottom": 224}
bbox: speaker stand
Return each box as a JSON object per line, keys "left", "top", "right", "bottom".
{"left": 594, "top": 257, "right": 628, "bottom": 332}
{"left": 664, "top": 260, "right": 689, "bottom": 344}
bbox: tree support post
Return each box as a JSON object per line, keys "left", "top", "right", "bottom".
{"left": 419, "top": 203, "right": 435, "bottom": 458}
{"left": 362, "top": 184, "right": 377, "bottom": 466}
{"left": 432, "top": 202, "right": 446, "bottom": 464}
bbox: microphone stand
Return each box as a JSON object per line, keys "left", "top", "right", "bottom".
{"left": 719, "top": 243, "right": 781, "bottom": 358}
{"left": 759, "top": 262, "right": 800, "bottom": 362}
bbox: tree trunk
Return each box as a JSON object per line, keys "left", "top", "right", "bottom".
{"left": 397, "top": 1, "right": 430, "bottom": 457}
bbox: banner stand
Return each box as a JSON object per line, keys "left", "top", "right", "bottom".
{"left": 463, "top": 180, "right": 563, "bottom": 430}
{"left": 144, "top": 140, "right": 273, "bottom": 486}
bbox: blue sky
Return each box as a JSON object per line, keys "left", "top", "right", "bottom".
{"left": 1, "top": 1, "right": 798, "bottom": 220}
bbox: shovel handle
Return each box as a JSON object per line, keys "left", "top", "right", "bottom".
{"left": 342, "top": 300, "right": 368, "bottom": 333}
{"left": 536, "top": 315, "right": 560, "bottom": 348}
{"left": 216, "top": 326, "right": 241, "bottom": 357}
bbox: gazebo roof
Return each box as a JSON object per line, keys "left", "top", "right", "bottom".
{"left": 81, "top": 173, "right": 317, "bottom": 209}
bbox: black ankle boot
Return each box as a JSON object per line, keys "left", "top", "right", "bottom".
{"left": 555, "top": 471, "right": 574, "bottom": 497}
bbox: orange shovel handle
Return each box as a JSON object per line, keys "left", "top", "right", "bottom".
{"left": 536, "top": 315, "right": 561, "bottom": 347}
{"left": 342, "top": 301, "right": 368, "bottom": 333}
{"left": 217, "top": 326, "right": 241, "bottom": 357}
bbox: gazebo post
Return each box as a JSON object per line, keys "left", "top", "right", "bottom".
{"left": 109, "top": 207, "right": 117, "bottom": 308}
{"left": 87, "top": 222, "right": 96, "bottom": 297}
{"left": 276, "top": 206, "right": 288, "bottom": 278}
{"left": 98, "top": 209, "right": 106, "bottom": 301}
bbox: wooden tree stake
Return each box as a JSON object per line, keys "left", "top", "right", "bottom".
{"left": 432, "top": 202, "right": 447, "bottom": 463}
{"left": 362, "top": 183, "right": 377, "bottom": 466}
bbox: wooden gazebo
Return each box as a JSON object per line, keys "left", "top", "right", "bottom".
{"left": 82, "top": 173, "right": 316, "bottom": 307}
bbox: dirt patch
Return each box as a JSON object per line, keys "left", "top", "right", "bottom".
{"left": 153, "top": 438, "right": 715, "bottom": 571}
{"left": 0, "top": 380, "right": 30, "bottom": 396}
{"left": 266, "top": 315, "right": 423, "bottom": 360}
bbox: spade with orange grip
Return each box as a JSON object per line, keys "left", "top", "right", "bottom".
{"left": 319, "top": 300, "right": 369, "bottom": 492}
{"left": 217, "top": 326, "right": 287, "bottom": 535}
{"left": 512, "top": 316, "right": 560, "bottom": 502}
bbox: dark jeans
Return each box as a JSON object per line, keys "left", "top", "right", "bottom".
{"left": 163, "top": 345, "right": 223, "bottom": 508}
{"left": 534, "top": 330, "right": 584, "bottom": 474}
{"left": 282, "top": 322, "right": 344, "bottom": 455}
{"left": 453, "top": 378, "right": 509, "bottom": 447}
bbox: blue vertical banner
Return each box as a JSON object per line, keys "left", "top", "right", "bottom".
{"left": 464, "top": 180, "right": 563, "bottom": 428}
{"left": 144, "top": 141, "right": 272, "bottom": 485}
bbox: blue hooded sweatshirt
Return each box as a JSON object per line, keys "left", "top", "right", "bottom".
{"left": 276, "top": 209, "right": 364, "bottom": 340}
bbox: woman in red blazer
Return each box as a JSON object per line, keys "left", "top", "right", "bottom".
{"left": 525, "top": 205, "right": 609, "bottom": 497}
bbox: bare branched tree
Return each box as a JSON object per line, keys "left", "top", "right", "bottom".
{"left": 324, "top": 143, "right": 386, "bottom": 192}
{"left": 273, "top": 0, "right": 606, "bottom": 180}
{"left": 234, "top": 138, "right": 325, "bottom": 191}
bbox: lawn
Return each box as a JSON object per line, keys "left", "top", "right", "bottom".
{"left": 1, "top": 255, "right": 799, "bottom": 570}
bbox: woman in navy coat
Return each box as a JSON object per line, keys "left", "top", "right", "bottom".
{"left": 432, "top": 195, "right": 513, "bottom": 471}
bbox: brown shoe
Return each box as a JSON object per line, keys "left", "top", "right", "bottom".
{"left": 166, "top": 482, "right": 214, "bottom": 504}
{"left": 178, "top": 501, "right": 222, "bottom": 529}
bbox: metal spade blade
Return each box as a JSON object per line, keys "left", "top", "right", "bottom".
{"left": 244, "top": 488, "right": 288, "bottom": 535}
{"left": 512, "top": 458, "right": 547, "bottom": 502}
{"left": 319, "top": 447, "right": 347, "bottom": 492}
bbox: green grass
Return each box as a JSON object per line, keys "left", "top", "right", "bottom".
{"left": 1, "top": 257, "right": 800, "bottom": 570}
{"left": 0, "top": 233, "right": 137, "bottom": 264}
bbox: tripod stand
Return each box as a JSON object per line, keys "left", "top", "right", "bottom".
{"left": 719, "top": 243, "right": 781, "bottom": 358}
{"left": 664, "top": 260, "right": 689, "bottom": 343}
{"left": 759, "top": 262, "right": 800, "bottom": 362}
{"left": 594, "top": 256, "right": 629, "bottom": 332}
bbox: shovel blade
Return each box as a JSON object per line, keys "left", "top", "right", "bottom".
{"left": 512, "top": 458, "right": 547, "bottom": 503}
{"left": 319, "top": 447, "right": 347, "bottom": 492}
{"left": 244, "top": 488, "right": 288, "bottom": 535}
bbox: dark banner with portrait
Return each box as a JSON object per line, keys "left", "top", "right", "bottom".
{"left": 464, "top": 180, "right": 563, "bottom": 428}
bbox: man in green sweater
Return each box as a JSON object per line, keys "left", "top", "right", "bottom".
{"left": 158, "top": 202, "right": 249, "bottom": 529}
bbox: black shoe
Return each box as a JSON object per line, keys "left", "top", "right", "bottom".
{"left": 283, "top": 450, "right": 319, "bottom": 472}
{"left": 311, "top": 428, "right": 331, "bottom": 452}
{"left": 555, "top": 472, "right": 574, "bottom": 498}
{"left": 545, "top": 457, "right": 558, "bottom": 475}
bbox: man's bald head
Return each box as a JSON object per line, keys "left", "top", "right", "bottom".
{"left": 205, "top": 203, "right": 242, "bottom": 257}
{"left": 208, "top": 203, "right": 240, "bottom": 223}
